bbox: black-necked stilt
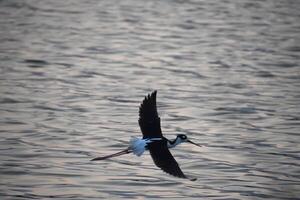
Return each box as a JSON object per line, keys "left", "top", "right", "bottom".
{"left": 91, "top": 90, "right": 201, "bottom": 180}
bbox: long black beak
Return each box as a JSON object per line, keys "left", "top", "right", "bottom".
{"left": 187, "top": 140, "right": 201, "bottom": 147}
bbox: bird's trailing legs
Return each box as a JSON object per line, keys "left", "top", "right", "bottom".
{"left": 91, "top": 148, "right": 132, "bottom": 161}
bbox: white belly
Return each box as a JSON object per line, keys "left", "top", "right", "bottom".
{"left": 129, "top": 137, "right": 161, "bottom": 156}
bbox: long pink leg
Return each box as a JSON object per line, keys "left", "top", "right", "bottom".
{"left": 91, "top": 148, "right": 132, "bottom": 161}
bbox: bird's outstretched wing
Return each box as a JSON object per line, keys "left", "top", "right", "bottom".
{"left": 148, "top": 139, "right": 187, "bottom": 178}
{"left": 139, "top": 90, "right": 163, "bottom": 139}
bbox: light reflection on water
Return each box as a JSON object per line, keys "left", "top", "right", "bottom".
{"left": 0, "top": 0, "right": 299, "bottom": 199}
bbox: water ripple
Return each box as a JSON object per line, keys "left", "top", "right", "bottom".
{"left": 1, "top": 0, "right": 299, "bottom": 199}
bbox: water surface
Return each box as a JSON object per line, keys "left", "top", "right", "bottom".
{"left": 0, "top": 0, "right": 300, "bottom": 199}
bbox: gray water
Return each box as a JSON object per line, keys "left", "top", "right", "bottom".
{"left": 0, "top": 0, "right": 300, "bottom": 199}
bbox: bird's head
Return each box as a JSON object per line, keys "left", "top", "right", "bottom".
{"left": 176, "top": 134, "right": 201, "bottom": 147}
{"left": 176, "top": 134, "right": 188, "bottom": 142}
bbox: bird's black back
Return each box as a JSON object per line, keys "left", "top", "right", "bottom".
{"left": 147, "top": 138, "right": 186, "bottom": 178}
{"left": 139, "top": 91, "right": 187, "bottom": 179}
{"left": 139, "top": 90, "right": 163, "bottom": 139}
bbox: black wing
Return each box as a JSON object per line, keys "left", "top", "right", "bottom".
{"left": 148, "top": 139, "right": 187, "bottom": 178}
{"left": 139, "top": 90, "right": 163, "bottom": 139}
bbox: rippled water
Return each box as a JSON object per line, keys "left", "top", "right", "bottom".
{"left": 1, "top": 0, "right": 300, "bottom": 199}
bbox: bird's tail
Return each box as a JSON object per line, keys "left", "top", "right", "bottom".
{"left": 91, "top": 148, "right": 132, "bottom": 161}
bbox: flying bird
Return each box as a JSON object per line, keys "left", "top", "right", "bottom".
{"left": 91, "top": 90, "right": 201, "bottom": 180}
